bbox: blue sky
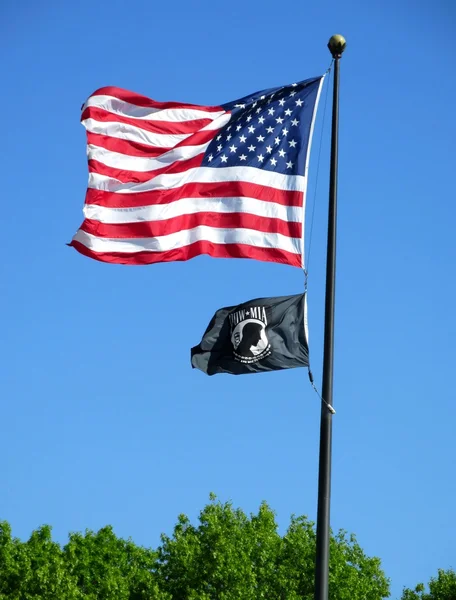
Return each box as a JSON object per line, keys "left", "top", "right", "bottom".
{"left": 2, "top": 0, "right": 455, "bottom": 596}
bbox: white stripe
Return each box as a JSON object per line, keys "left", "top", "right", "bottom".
{"left": 73, "top": 227, "right": 301, "bottom": 255}
{"left": 88, "top": 167, "right": 306, "bottom": 193}
{"left": 84, "top": 94, "right": 226, "bottom": 122}
{"left": 82, "top": 118, "right": 190, "bottom": 148}
{"left": 87, "top": 143, "right": 209, "bottom": 172}
{"left": 84, "top": 197, "right": 302, "bottom": 224}
{"left": 303, "top": 293, "right": 309, "bottom": 345}
{"left": 198, "top": 113, "right": 231, "bottom": 131}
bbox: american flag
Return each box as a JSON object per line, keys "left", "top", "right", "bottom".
{"left": 70, "top": 76, "right": 324, "bottom": 268}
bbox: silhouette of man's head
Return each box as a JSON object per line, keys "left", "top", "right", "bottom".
{"left": 236, "top": 322, "right": 263, "bottom": 357}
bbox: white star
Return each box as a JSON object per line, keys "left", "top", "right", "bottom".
{"left": 248, "top": 125, "right": 255, "bottom": 133}
{"left": 260, "top": 95, "right": 265, "bottom": 99}
{"left": 252, "top": 102, "right": 257, "bottom": 108}
{"left": 227, "top": 125, "right": 232, "bottom": 131}
{"left": 221, "top": 154, "right": 228, "bottom": 163}
{"left": 236, "top": 124, "right": 242, "bottom": 131}
{"left": 274, "top": 137, "right": 280, "bottom": 145}
{"left": 279, "top": 149, "right": 286, "bottom": 157}
{"left": 268, "top": 107, "right": 275, "bottom": 116}
{"left": 266, "top": 126, "right": 274, "bottom": 134}
{"left": 208, "top": 154, "right": 213, "bottom": 162}
{"left": 295, "top": 99, "right": 303, "bottom": 107}
{"left": 270, "top": 157, "right": 277, "bottom": 166}
{"left": 257, "top": 134, "right": 265, "bottom": 142}
{"left": 217, "top": 144, "right": 222, "bottom": 151}
{"left": 284, "top": 108, "right": 292, "bottom": 116}
{"left": 248, "top": 144, "right": 256, "bottom": 152}
{"left": 229, "top": 144, "right": 237, "bottom": 153}
{"left": 216, "top": 134, "right": 222, "bottom": 141}
{"left": 290, "top": 91, "right": 297, "bottom": 97}
{"left": 279, "top": 99, "right": 285, "bottom": 106}
{"left": 258, "top": 116, "right": 265, "bottom": 124}
{"left": 246, "top": 115, "right": 252, "bottom": 122}
{"left": 256, "top": 107, "right": 262, "bottom": 114}
{"left": 288, "top": 139, "right": 297, "bottom": 148}
{"left": 291, "top": 118, "right": 299, "bottom": 126}
{"left": 239, "top": 134, "right": 247, "bottom": 143}
{"left": 266, "top": 145, "right": 273, "bottom": 154}
{"left": 226, "top": 134, "right": 232, "bottom": 141}
{"left": 282, "top": 127, "right": 289, "bottom": 136}
{"left": 276, "top": 116, "right": 284, "bottom": 124}
{"left": 257, "top": 154, "right": 264, "bottom": 163}
{"left": 286, "top": 160, "right": 294, "bottom": 169}
{"left": 234, "top": 103, "right": 246, "bottom": 108}
{"left": 292, "top": 83, "right": 298, "bottom": 87}
{"left": 240, "top": 154, "right": 247, "bottom": 161}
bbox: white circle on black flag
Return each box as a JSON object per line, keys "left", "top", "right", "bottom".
{"left": 231, "top": 318, "right": 271, "bottom": 364}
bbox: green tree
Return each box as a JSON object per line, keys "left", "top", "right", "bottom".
{"left": 401, "top": 569, "right": 456, "bottom": 600}
{"left": 0, "top": 522, "right": 79, "bottom": 600}
{"left": 0, "top": 522, "right": 166, "bottom": 600}
{"left": 63, "top": 526, "right": 165, "bottom": 600}
{"left": 0, "top": 496, "right": 390, "bottom": 599}
{"left": 158, "top": 494, "right": 390, "bottom": 600}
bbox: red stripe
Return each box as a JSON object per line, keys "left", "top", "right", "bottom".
{"left": 82, "top": 106, "right": 214, "bottom": 136}
{"left": 88, "top": 154, "right": 205, "bottom": 183}
{"left": 90, "top": 87, "right": 223, "bottom": 113}
{"left": 70, "top": 239, "right": 301, "bottom": 267}
{"left": 173, "top": 129, "right": 219, "bottom": 148}
{"left": 80, "top": 214, "right": 301, "bottom": 239}
{"left": 85, "top": 182, "right": 303, "bottom": 208}
{"left": 86, "top": 128, "right": 218, "bottom": 154}
{"left": 86, "top": 133, "right": 168, "bottom": 157}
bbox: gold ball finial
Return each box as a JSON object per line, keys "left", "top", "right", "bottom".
{"left": 328, "top": 34, "right": 346, "bottom": 57}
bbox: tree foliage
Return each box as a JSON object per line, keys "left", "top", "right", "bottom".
{"left": 1, "top": 495, "right": 391, "bottom": 599}
{"left": 401, "top": 569, "right": 456, "bottom": 600}
{"left": 158, "top": 496, "right": 389, "bottom": 600}
{"left": 0, "top": 522, "right": 163, "bottom": 600}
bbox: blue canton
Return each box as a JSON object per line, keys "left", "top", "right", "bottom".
{"left": 202, "top": 77, "right": 322, "bottom": 176}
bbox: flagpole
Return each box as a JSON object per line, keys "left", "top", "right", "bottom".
{"left": 314, "top": 34, "right": 346, "bottom": 600}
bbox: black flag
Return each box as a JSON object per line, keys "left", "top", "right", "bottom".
{"left": 191, "top": 294, "right": 309, "bottom": 376}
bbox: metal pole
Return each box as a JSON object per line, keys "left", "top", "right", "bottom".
{"left": 314, "top": 34, "right": 346, "bottom": 600}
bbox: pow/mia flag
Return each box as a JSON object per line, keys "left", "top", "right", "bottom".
{"left": 191, "top": 294, "right": 309, "bottom": 375}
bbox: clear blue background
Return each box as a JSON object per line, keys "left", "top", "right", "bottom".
{"left": 2, "top": 0, "right": 455, "bottom": 596}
